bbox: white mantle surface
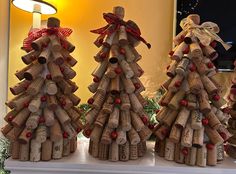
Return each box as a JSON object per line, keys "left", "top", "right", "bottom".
{"left": 5, "top": 140, "right": 236, "bottom": 174}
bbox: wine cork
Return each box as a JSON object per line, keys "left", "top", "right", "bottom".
{"left": 43, "top": 108, "right": 54, "bottom": 127}
{"left": 52, "top": 50, "right": 64, "bottom": 65}
{"left": 10, "top": 79, "right": 30, "bottom": 95}
{"left": 92, "top": 61, "right": 108, "bottom": 80}
{"left": 196, "top": 144, "right": 207, "bottom": 167}
{"left": 11, "top": 141, "right": 20, "bottom": 159}
{"left": 1, "top": 124, "right": 13, "bottom": 136}
{"left": 172, "top": 42, "right": 187, "bottom": 61}
{"left": 10, "top": 93, "right": 32, "bottom": 111}
{"left": 31, "top": 35, "right": 50, "bottom": 51}
{"left": 120, "top": 110, "right": 131, "bottom": 131}
{"left": 15, "top": 63, "right": 33, "bottom": 80}
{"left": 201, "top": 75, "right": 218, "bottom": 94}
{"left": 45, "top": 79, "right": 57, "bottom": 95}
{"left": 47, "top": 95, "right": 58, "bottom": 110}
{"left": 22, "top": 50, "right": 39, "bottom": 65}
{"left": 131, "top": 47, "right": 141, "bottom": 62}
{"left": 192, "top": 127, "right": 204, "bottom": 148}
{"left": 164, "top": 139, "right": 175, "bottom": 161}
{"left": 62, "top": 138, "right": 71, "bottom": 157}
{"left": 91, "top": 93, "right": 105, "bottom": 110}
{"left": 58, "top": 95, "right": 73, "bottom": 110}
{"left": 19, "top": 143, "right": 30, "bottom": 161}
{"left": 48, "top": 35, "right": 61, "bottom": 53}
{"left": 174, "top": 144, "right": 185, "bottom": 164}
{"left": 159, "top": 91, "right": 174, "bottom": 106}
{"left": 18, "top": 127, "right": 33, "bottom": 144}
{"left": 110, "top": 76, "right": 120, "bottom": 95}
{"left": 120, "top": 59, "right": 134, "bottom": 79}
{"left": 168, "top": 90, "right": 185, "bottom": 110}
{"left": 129, "top": 93, "right": 143, "bottom": 114}
{"left": 169, "top": 125, "right": 182, "bottom": 143}
{"left": 119, "top": 141, "right": 130, "bottom": 161}
{"left": 137, "top": 141, "right": 146, "bottom": 157}
{"left": 166, "top": 61, "right": 177, "bottom": 78}
{"left": 38, "top": 47, "right": 51, "bottom": 64}
{"left": 41, "top": 139, "right": 53, "bottom": 161}
{"left": 120, "top": 92, "right": 131, "bottom": 110}
{"left": 52, "top": 138, "right": 63, "bottom": 159}
{"left": 206, "top": 144, "right": 217, "bottom": 166}
{"left": 129, "top": 62, "right": 143, "bottom": 77}
{"left": 113, "top": 6, "right": 125, "bottom": 19}
{"left": 188, "top": 71, "right": 203, "bottom": 94}
{"left": 162, "top": 109, "right": 178, "bottom": 127}
{"left": 24, "top": 63, "right": 44, "bottom": 81}
{"left": 47, "top": 17, "right": 60, "bottom": 27}
{"left": 61, "top": 50, "right": 77, "bottom": 67}
{"left": 154, "top": 124, "right": 169, "bottom": 140}
{"left": 109, "top": 141, "right": 119, "bottom": 162}
{"left": 198, "top": 90, "right": 211, "bottom": 114}
{"left": 66, "top": 80, "right": 78, "bottom": 93}
{"left": 88, "top": 82, "right": 99, "bottom": 93}
{"left": 12, "top": 108, "right": 30, "bottom": 127}
{"left": 89, "top": 140, "right": 99, "bottom": 158}
{"left": 156, "top": 107, "right": 169, "bottom": 122}
{"left": 216, "top": 109, "right": 227, "bottom": 122}
{"left": 176, "top": 56, "right": 190, "bottom": 76}
{"left": 190, "top": 41, "right": 202, "bottom": 58}
{"left": 175, "top": 107, "right": 190, "bottom": 129}
{"left": 101, "top": 126, "right": 113, "bottom": 144}
{"left": 61, "top": 39, "right": 75, "bottom": 53}
{"left": 173, "top": 30, "right": 187, "bottom": 45}
{"left": 129, "top": 144, "right": 138, "bottom": 160}
{"left": 35, "top": 124, "right": 47, "bottom": 143}
{"left": 55, "top": 106, "right": 71, "bottom": 125}
{"left": 192, "top": 58, "right": 208, "bottom": 75}
{"left": 205, "top": 126, "right": 224, "bottom": 145}
{"left": 94, "top": 112, "right": 109, "bottom": 127}
{"left": 57, "top": 79, "right": 73, "bottom": 94}
{"left": 123, "top": 44, "right": 135, "bottom": 62}
{"left": 48, "top": 61, "right": 63, "bottom": 82}
{"left": 130, "top": 111, "right": 145, "bottom": 131}
{"left": 50, "top": 119, "right": 63, "bottom": 142}
{"left": 168, "top": 74, "right": 184, "bottom": 92}
{"left": 94, "top": 45, "right": 110, "bottom": 61}
{"left": 30, "top": 139, "right": 41, "bottom": 162}
{"left": 181, "top": 123, "right": 193, "bottom": 147}
{"left": 97, "top": 75, "right": 110, "bottom": 94}
{"left": 156, "top": 139, "right": 166, "bottom": 157}
{"left": 116, "top": 127, "right": 127, "bottom": 145}
{"left": 138, "top": 126, "right": 152, "bottom": 141}
{"left": 190, "top": 110, "right": 203, "bottom": 129}
{"left": 128, "top": 127, "right": 140, "bottom": 145}
{"left": 206, "top": 111, "right": 221, "bottom": 129}
{"left": 70, "top": 137, "right": 77, "bottom": 153}
{"left": 60, "top": 63, "right": 76, "bottom": 80}
{"left": 121, "top": 75, "right": 135, "bottom": 94}
{"left": 86, "top": 108, "right": 99, "bottom": 125}
{"left": 103, "top": 31, "right": 116, "bottom": 47}
{"left": 186, "top": 147, "right": 197, "bottom": 166}
{"left": 63, "top": 123, "right": 77, "bottom": 139}
{"left": 90, "top": 125, "right": 103, "bottom": 142}
{"left": 26, "top": 111, "right": 41, "bottom": 129}
{"left": 98, "top": 143, "right": 109, "bottom": 160}
{"left": 5, "top": 127, "right": 23, "bottom": 141}
{"left": 118, "top": 25, "right": 128, "bottom": 45}
{"left": 108, "top": 107, "right": 120, "bottom": 128}
{"left": 28, "top": 93, "right": 41, "bottom": 113}
{"left": 203, "top": 46, "right": 218, "bottom": 60}
{"left": 225, "top": 145, "right": 236, "bottom": 159}
{"left": 136, "top": 93, "right": 148, "bottom": 107}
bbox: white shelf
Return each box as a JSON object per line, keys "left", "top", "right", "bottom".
{"left": 5, "top": 140, "right": 236, "bottom": 174}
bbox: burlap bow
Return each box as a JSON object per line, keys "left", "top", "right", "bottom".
{"left": 180, "top": 17, "right": 231, "bottom": 50}
{"left": 22, "top": 27, "right": 73, "bottom": 52}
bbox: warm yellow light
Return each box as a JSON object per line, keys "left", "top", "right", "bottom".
{"left": 12, "top": 0, "right": 57, "bottom": 14}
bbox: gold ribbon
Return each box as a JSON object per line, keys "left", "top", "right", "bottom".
{"left": 180, "top": 18, "right": 231, "bottom": 50}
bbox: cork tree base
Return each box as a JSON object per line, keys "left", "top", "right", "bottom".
{"left": 5, "top": 140, "right": 236, "bottom": 174}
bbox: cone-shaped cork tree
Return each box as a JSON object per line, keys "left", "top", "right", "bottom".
{"left": 154, "top": 14, "right": 232, "bottom": 167}
{"left": 226, "top": 62, "right": 236, "bottom": 158}
{"left": 84, "top": 6, "right": 152, "bottom": 161}
{"left": 1, "top": 17, "right": 82, "bottom": 161}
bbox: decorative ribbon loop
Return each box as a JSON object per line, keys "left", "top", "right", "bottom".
{"left": 90, "top": 12, "right": 151, "bottom": 49}
{"left": 22, "top": 27, "right": 73, "bottom": 52}
{"left": 180, "top": 18, "right": 231, "bottom": 50}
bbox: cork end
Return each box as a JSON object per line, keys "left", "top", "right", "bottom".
{"left": 47, "top": 17, "right": 60, "bottom": 28}
{"left": 187, "top": 14, "right": 200, "bottom": 25}
{"left": 113, "top": 6, "right": 125, "bottom": 19}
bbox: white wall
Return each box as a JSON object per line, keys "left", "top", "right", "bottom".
{"left": 0, "top": 0, "right": 10, "bottom": 127}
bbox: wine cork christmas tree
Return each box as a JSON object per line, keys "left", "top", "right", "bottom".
{"left": 226, "top": 61, "right": 236, "bottom": 158}
{"left": 84, "top": 6, "right": 152, "bottom": 161}
{"left": 1, "top": 17, "right": 82, "bottom": 161}
{"left": 154, "top": 14, "right": 232, "bottom": 167}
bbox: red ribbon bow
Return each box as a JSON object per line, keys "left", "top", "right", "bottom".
{"left": 90, "top": 13, "right": 151, "bottom": 49}
{"left": 22, "top": 27, "right": 73, "bottom": 52}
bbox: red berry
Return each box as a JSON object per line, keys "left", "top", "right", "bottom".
{"left": 24, "top": 84, "right": 29, "bottom": 90}
{"left": 207, "top": 62, "right": 214, "bottom": 69}
{"left": 120, "top": 48, "right": 126, "bottom": 55}
{"left": 87, "top": 98, "right": 94, "bottom": 104}
{"left": 46, "top": 74, "right": 52, "bottom": 80}
{"left": 76, "top": 127, "right": 82, "bottom": 133}
{"left": 222, "top": 107, "right": 230, "bottom": 114}
{"left": 179, "top": 99, "right": 188, "bottom": 107}
{"left": 148, "top": 124, "right": 155, "bottom": 130}
{"left": 134, "top": 83, "right": 141, "bottom": 89}
{"left": 224, "top": 144, "right": 229, "bottom": 151}
{"left": 202, "top": 118, "right": 209, "bottom": 126}
{"left": 181, "top": 147, "right": 188, "bottom": 156}
{"left": 100, "top": 52, "right": 107, "bottom": 59}
{"left": 219, "top": 132, "right": 227, "bottom": 140}
{"left": 206, "top": 143, "right": 215, "bottom": 150}
{"left": 114, "top": 98, "right": 122, "bottom": 105}
{"left": 26, "top": 132, "right": 32, "bottom": 138}
{"left": 84, "top": 129, "right": 92, "bottom": 137}
{"left": 213, "top": 94, "right": 220, "bottom": 101}
{"left": 230, "top": 88, "right": 236, "bottom": 95}
{"left": 60, "top": 67, "right": 65, "bottom": 72}
{"left": 141, "top": 116, "right": 148, "bottom": 125}
{"left": 174, "top": 81, "right": 182, "bottom": 88}
{"left": 115, "top": 67, "right": 122, "bottom": 74}
{"left": 93, "top": 76, "right": 100, "bottom": 83}
{"left": 111, "top": 131, "right": 118, "bottom": 139}
{"left": 38, "top": 116, "right": 45, "bottom": 123}
{"left": 61, "top": 100, "right": 66, "bottom": 107}
{"left": 189, "top": 64, "right": 197, "bottom": 72}
{"left": 24, "top": 102, "right": 29, "bottom": 108}
{"left": 155, "top": 109, "right": 160, "bottom": 114}
{"left": 8, "top": 115, "right": 14, "bottom": 122}
{"left": 161, "top": 128, "right": 168, "bottom": 136}
{"left": 63, "top": 132, "right": 69, "bottom": 138}
{"left": 183, "top": 46, "right": 190, "bottom": 54}
{"left": 210, "top": 41, "right": 217, "bottom": 48}
{"left": 199, "top": 42, "right": 205, "bottom": 48}
{"left": 41, "top": 95, "right": 47, "bottom": 102}
{"left": 169, "top": 50, "right": 174, "bottom": 56}
{"left": 98, "top": 38, "right": 103, "bottom": 44}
